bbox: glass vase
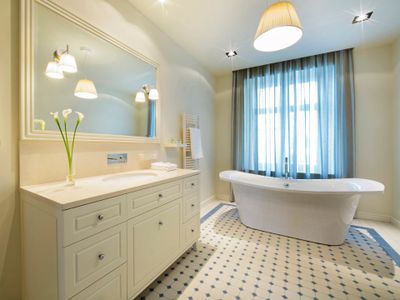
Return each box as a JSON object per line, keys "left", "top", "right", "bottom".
{"left": 66, "top": 155, "right": 75, "bottom": 186}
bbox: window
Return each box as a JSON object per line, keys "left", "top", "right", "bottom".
{"left": 253, "top": 66, "right": 336, "bottom": 177}
{"left": 234, "top": 50, "right": 354, "bottom": 179}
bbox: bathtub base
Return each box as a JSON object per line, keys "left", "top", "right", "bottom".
{"left": 233, "top": 185, "right": 361, "bottom": 245}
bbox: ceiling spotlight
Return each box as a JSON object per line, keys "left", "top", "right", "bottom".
{"left": 352, "top": 11, "right": 373, "bottom": 24}
{"left": 225, "top": 50, "right": 238, "bottom": 58}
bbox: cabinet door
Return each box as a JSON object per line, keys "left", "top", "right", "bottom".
{"left": 127, "top": 200, "right": 181, "bottom": 297}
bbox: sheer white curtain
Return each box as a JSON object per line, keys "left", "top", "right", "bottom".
{"left": 232, "top": 49, "right": 355, "bottom": 179}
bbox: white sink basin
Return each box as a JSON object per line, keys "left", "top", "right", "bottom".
{"left": 102, "top": 172, "right": 158, "bottom": 182}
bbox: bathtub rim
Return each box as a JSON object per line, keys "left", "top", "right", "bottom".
{"left": 220, "top": 170, "right": 385, "bottom": 195}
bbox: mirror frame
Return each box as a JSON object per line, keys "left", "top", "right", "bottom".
{"left": 20, "top": 0, "right": 161, "bottom": 143}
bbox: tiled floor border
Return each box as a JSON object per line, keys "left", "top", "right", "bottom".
{"left": 201, "top": 203, "right": 400, "bottom": 267}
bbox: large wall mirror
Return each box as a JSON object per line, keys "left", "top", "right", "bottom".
{"left": 21, "top": 0, "right": 160, "bottom": 142}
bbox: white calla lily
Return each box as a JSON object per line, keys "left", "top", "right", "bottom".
{"left": 76, "top": 111, "right": 84, "bottom": 122}
{"left": 50, "top": 112, "right": 59, "bottom": 120}
{"left": 62, "top": 109, "right": 72, "bottom": 120}
{"left": 50, "top": 108, "right": 84, "bottom": 186}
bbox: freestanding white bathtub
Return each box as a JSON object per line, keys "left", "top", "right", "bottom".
{"left": 220, "top": 170, "right": 384, "bottom": 245}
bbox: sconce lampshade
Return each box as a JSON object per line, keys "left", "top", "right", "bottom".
{"left": 74, "top": 79, "right": 98, "bottom": 99}
{"left": 45, "top": 61, "right": 64, "bottom": 79}
{"left": 59, "top": 53, "right": 78, "bottom": 73}
{"left": 135, "top": 91, "right": 146, "bottom": 103}
{"left": 254, "top": 1, "right": 303, "bottom": 52}
{"left": 148, "top": 88, "right": 159, "bottom": 100}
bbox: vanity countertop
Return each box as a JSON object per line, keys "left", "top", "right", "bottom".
{"left": 20, "top": 169, "right": 200, "bottom": 210}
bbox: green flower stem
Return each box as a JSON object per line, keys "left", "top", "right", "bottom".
{"left": 63, "top": 118, "right": 73, "bottom": 177}
{"left": 52, "top": 114, "right": 82, "bottom": 180}
{"left": 54, "top": 118, "right": 69, "bottom": 156}
{"left": 64, "top": 117, "right": 69, "bottom": 152}
{"left": 70, "top": 119, "right": 80, "bottom": 163}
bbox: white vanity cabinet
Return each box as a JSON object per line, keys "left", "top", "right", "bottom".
{"left": 21, "top": 170, "right": 200, "bottom": 300}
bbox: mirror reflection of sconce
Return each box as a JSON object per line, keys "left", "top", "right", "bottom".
{"left": 74, "top": 47, "right": 98, "bottom": 99}
{"left": 135, "top": 84, "right": 159, "bottom": 103}
{"left": 45, "top": 44, "right": 77, "bottom": 79}
{"left": 135, "top": 91, "right": 146, "bottom": 103}
{"left": 74, "top": 79, "right": 98, "bottom": 99}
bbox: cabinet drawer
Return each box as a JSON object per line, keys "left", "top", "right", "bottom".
{"left": 128, "top": 200, "right": 181, "bottom": 297}
{"left": 63, "top": 195, "right": 127, "bottom": 246}
{"left": 70, "top": 264, "right": 127, "bottom": 300}
{"left": 183, "top": 215, "right": 200, "bottom": 247}
{"left": 64, "top": 224, "right": 127, "bottom": 298}
{"left": 127, "top": 180, "right": 182, "bottom": 218}
{"left": 183, "top": 193, "right": 200, "bottom": 222}
{"left": 183, "top": 175, "right": 199, "bottom": 194}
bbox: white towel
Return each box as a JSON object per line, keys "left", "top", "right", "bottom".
{"left": 151, "top": 162, "right": 177, "bottom": 171}
{"left": 189, "top": 128, "right": 204, "bottom": 159}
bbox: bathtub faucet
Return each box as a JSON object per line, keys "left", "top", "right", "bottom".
{"left": 284, "top": 157, "right": 289, "bottom": 180}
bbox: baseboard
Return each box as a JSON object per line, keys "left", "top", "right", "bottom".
{"left": 355, "top": 210, "right": 392, "bottom": 222}
{"left": 201, "top": 195, "right": 216, "bottom": 208}
{"left": 216, "top": 194, "right": 231, "bottom": 202}
{"left": 391, "top": 216, "right": 400, "bottom": 228}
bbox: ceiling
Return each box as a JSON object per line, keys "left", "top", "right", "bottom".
{"left": 129, "top": 0, "right": 400, "bottom": 76}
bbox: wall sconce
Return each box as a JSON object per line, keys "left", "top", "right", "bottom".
{"left": 74, "top": 47, "right": 98, "bottom": 99}
{"left": 135, "top": 91, "right": 146, "bottom": 103}
{"left": 45, "top": 44, "right": 77, "bottom": 79}
{"left": 148, "top": 88, "right": 159, "bottom": 100}
{"left": 45, "top": 61, "right": 64, "bottom": 79}
{"left": 74, "top": 79, "right": 98, "bottom": 99}
{"left": 135, "top": 84, "right": 159, "bottom": 103}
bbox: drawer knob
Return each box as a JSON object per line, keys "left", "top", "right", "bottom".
{"left": 97, "top": 214, "right": 104, "bottom": 221}
{"left": 98, "top": 253, "right": 105, "bottom": 261}
{"left": 158, "top": 194, "right": 163, "bottom": 198}
{"left": 191, "top": 204, "right": 195, "bottom": 207}
{"left": 159, "top": 221, "right": 164, "bottom": 226}
{"left": 191, "top": 229, "right": 195, "bottom": 233}
{"left": 191, "top": 183, "right": 195, "bottom": 187}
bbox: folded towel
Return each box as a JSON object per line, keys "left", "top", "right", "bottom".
{"left": 151, "top": 162, "right": 178, "bottom": 171}
{"left": 189, "top": 127, "right": 204, "bottom": 159}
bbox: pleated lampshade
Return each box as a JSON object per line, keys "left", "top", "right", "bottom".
{"left": 148, "top": 88, "right": 159, "bottom": 100}
{"left": 135, "top": 91, "right": 146, "bottom": 103}
{"left": 74, "top": 79, "right": 98, "bottom": 99}
{"left": 254, "top": 1, "right": 303, "bottom": 52}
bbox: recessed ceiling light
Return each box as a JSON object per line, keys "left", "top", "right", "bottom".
{"left": 159, "top": 0, "right": 166, "bottom": 3}
{"left": 352, "top": 11, "right": 373, "bottom": 24}
{"left": 226, "top": 50, "right": 238, "bottom": 58}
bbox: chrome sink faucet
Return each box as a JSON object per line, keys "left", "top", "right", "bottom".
{"left": 107, "top": 153, "right": 128, "bottom": 164}
{"left": 284, "top": 157, "right": 289, "bottom": 180}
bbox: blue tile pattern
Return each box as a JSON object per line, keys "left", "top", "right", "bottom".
{"left": 137, "top": 204, "right": 400, "bottom": 300}
{"left": 351, "top": 225, "right": 400, "bottom": 267}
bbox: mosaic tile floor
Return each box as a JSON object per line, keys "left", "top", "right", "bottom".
{"left": 137, "top": 204, "right": 400, "bottom": 300}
